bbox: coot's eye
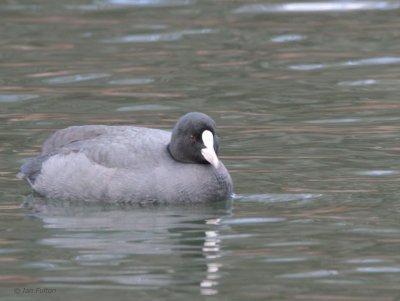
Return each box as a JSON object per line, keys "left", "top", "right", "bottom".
{"left": 189, "top": 135, "right": 196, "bottom": 142}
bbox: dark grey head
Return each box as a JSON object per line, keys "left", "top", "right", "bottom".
{"left": 168, "top": 112, "right": 220, "bottom": 168}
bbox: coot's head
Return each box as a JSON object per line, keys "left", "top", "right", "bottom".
{"left": 168, "top": 112, "right": 220, "bottom": 168}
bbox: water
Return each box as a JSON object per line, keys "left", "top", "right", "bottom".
{"left": 1, "top": 0, "right": 400, "bottom": 299}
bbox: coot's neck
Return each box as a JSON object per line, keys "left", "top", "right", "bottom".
{"left": 166, "top": 144, "right": 175, "bottom": 160}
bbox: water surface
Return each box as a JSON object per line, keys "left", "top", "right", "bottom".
{"left": 1, "top": 0, "right": 400, "bottom": 300}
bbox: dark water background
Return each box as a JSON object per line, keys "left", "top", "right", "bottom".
{"left": 1, "top": 0, "right": 400, "bottom": 300}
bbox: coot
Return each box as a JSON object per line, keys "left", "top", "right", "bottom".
{"left": 18, "top": 112, "right": 233, "bottom": 203}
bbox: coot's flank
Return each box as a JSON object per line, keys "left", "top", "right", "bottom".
{"left": 18, "top": 112, "right": 233, "bottom": 203}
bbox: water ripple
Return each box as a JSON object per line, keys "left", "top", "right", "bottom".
{"left": 356, "top": 170, "right": 398, "bottom": 176}
{"left": 271, "top": 34, "right": 306, "bottom": 43}
{"left": 344, "top": 57, "right": 400, "bottom": 66}
{"left": 217, "top": 234, "right": 255, "bottom": 240}
{"left": 347, "top": 258, "right": 385, "bottom": 264}
{"left": 45, "top": 73, "right": 111, "bottom": 84}
{"left": 290, "top": 64, "right": 324, "bottom": 70}
{"left": 278, "top": 270, "right": 338, "bottom": 278}
{"left": 317, "top": 279, "right": 362, "bottom": 285}
{"left": 351, "top": 228, "right": 400, "bottom": 233}
{"left": 24, "top": 262, "right": 57, "bottom": 269}
{"left": 131, "top": 24, "right": 168, "bottom": 29}
{"left": 357, "top": 267, "right": 400, "bottom": 273}
{"left": 108, "top": 78, "right": 154, "bottom": 85}
{"left": 66, "top": 0, "right": 191, "bottom": 10}
{"left": 291, "top": 57, "right": 400, "bottom": 70}
{"left": 102, "top": 29, "right": 215, "bottom": 43}
{"left": 244, "top": 193, "right": 322, "bottom": 203}
{"left": 268, "top": 241, "right": 319, "bottom": 247}
{"left": 338, "top": 79, "right": 377, "bottom": 86}
{"left": 233, "top": 1, "right": 400, "bottom": 14}
{"left": 116, "top": 104, "right": 177, "bottom": 111}
{"left": 0, "top": 94, "right": 39, "bottom": 102}
{"left": 75, "top": 254, "right": 125, "bottom": 261}
{"left": 222, "top": 217, "right": 285, "bottom": 225}
{"left": 97, "top": 0, "right": 192, "bottom": 7}
{"left": 305, "top": 118, "right": 360, "bottom": 124}
{"left": 266, "top": 257, "right": 308, "bottom": 262}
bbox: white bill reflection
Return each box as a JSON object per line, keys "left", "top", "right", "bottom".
{"left": 201, "top": 218, "right": 222, "bottom": 296}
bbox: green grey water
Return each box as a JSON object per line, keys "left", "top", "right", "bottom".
{"left": 1, "top": 0, "right": 400, "bottom": 300}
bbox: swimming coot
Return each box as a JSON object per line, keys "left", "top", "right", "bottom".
{"left": 18, "top": 112, "right": 233, "bottom": 203}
